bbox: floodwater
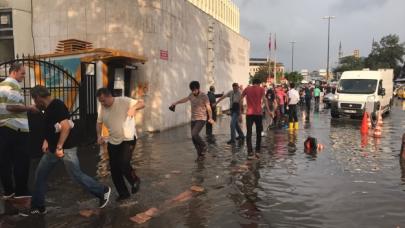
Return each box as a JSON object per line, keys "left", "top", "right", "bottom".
{"left": 1, "top": 99, "right": 405, "bottom": 228}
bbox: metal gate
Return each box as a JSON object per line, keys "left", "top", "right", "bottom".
{"left": 0, "top": 55, "right": 98, "bottom": 144}
{"left": 0, "top": 55, "right": 81, "bottom": 118}
{"left": 80, "top": 62, "right": 97, "bottom": 141}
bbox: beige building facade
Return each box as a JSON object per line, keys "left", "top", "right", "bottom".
{"left": 0, "top": 0, "right": 250, "bottom": 132}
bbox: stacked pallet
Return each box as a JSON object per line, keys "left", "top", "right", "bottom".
{"left": 55, "top": 39, "right": 93, "bottom": 53}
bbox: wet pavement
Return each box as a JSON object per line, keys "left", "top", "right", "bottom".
{"left": 1, "top": 99, "right": 405, "bottom": 228}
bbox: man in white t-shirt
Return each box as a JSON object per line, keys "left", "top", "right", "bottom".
{"left": 96, "top": 88, "right": 145, "bottom": 202}
{"left": 287, "top": 82, "right": 300, "bottom": 130}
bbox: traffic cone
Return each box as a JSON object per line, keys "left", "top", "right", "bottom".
{"left": 373, "top": 122, "right": 382, "bottom": 138}
{"left": 360, "top": 112, "right": 369, "bottom": 134}
{"left": 377, "top": 111, "right": 383, "bottom": 127}
{"left": 367, "top": 113, "right": 372, "bottom": 129}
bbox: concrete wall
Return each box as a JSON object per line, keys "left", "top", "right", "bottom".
{"left": 0, "top": 0, "right": 34, "bottom": 56}
{"left": 31, "top": 0, "right": 250, "bottom": 132}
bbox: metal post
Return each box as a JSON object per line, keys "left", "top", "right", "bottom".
{"left": 289, "top": 41, "right": 296, "bottom": 72}
{"left": 322, "top": 16, "right": 335, "bottom": 81}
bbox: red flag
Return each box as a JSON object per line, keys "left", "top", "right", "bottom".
{"left": 268, "top": 33, "right": 272, "bottom": 51}
{"left": 274, "top": 33, "right": 277, "bottom": 50}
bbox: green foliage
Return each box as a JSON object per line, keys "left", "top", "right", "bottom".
{"left": 364, "top": 34, "right": 405, "bottom": 78}
{"left": 333, "top": 56, "right": 364, "bottom": 74}
{"left": 284, "top": 71, "right": 303, "bottom": 84}
{"left": 333, "top": 34, "right": 404, "bottom": 78}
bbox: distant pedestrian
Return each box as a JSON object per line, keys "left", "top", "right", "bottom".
{"left": 266, "top": 86, "right": 277, "bottom": 128}
{"left": 216, "top": 83, "right": 245, "bottom": 144}
{"left": 287, "top": 82, "right": 300, "bottom": 130}
{"left": 276, "top": 84, "right": 287, "bottom": 116}
{"left": 314, "top": 86, "right": 321, "bottom": 105}
{"left": 20, "top": 86, "right": 111, "bottom": 216}
{"left": 206, "top": 86, "right": 222, "bottom": 137}
{"left": 0, "top": 62, "right": 38, "bottom": 200}
{"left": 241, "top": 78, "right": 270, "bottom": 159}
{"left": 96, "top": 88, "right": 144, "bottom": 202}
{"left": 171, "top": 81, "right": 214, "bottom": 161}
{"left": 304, "top": 84, "right": 312, "bottom": 119}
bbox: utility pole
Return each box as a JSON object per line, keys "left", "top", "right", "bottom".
{"left": 322, "top": 16, "right": 335, "bottom": 81}
{"left": 289, "top": 41, "right": 296, "bottom": 72}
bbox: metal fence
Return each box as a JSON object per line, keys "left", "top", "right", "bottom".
{"left": 0, "top": 54, "right": 81, "bottom": 119}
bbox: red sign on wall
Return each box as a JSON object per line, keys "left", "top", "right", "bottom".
{"left": 160, "top": 50, "right": 168, "bottom": 60}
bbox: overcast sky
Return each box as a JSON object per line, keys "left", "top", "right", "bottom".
{"left": 233, "top": 0, "right": 405, "bottom": 72}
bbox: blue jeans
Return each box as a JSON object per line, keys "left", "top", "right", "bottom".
{"left": 230, "top": 112, "right": 244, "bottom": 141}
{"left": 31, "top": 147, "right": 105, "bottom": 209}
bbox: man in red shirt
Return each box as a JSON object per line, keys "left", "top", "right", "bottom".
{"left": 241, "top": 78, "right": 270, "bottom": 159}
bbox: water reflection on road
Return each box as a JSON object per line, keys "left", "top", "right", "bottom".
{"left": 1, "top": 99, "right": 405, "bottom": 228}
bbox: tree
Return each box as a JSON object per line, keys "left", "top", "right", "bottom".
{"left": 284, "top": 71, "right": 303, "bottom": 84}
{"left": 333, "top": 56, "right": 365, "bottom": 74}
{"left": 365, "top": 34, "right": 405, "bottom": 78}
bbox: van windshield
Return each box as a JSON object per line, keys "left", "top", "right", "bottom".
{"left": 337, "top": 79, "right": 377, "bottom": 94}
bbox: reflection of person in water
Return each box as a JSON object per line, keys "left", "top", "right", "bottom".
{"left": 238, "top": 162, "right": 261, "bottom": 220}
{"left": 400, "top": 133, "right": 405, "bottom": 159}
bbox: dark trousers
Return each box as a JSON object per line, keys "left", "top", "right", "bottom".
{"left": 206, "top": 106, "right": 217, "bottom": 135}
{"left": 246, "top": 115, "right": 263, "bottom": 153}
{"left": 0, "top": 127, "right": 30, "bottom": 196}
{"left": 191, "top": 120, "right": 206, "bottom": 156}
{"left": 288, "top": 105, "right": 298, "bottom": 123}
{"left": 305, "top": 97, "right": 311, "bottom": 117}
{"left": 107, "top": 139, "right": 137, "bottom": 197}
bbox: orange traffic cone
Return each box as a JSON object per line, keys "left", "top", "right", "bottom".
{"left": 367, "top": 113, "right": 372, "bottom": 129}
{"left": 360, "top": 112, "right": 369, "bottom": 134}
{"left": 377, "top": 111, "right": 383, "bottom": 127}
{"left": 373, "top": 120, "right": 382, "bottom": 138}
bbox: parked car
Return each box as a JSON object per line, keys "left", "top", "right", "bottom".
{"left": 331, "top": 69, "right": 394, "bottom": 119}
{"left": 323, "top": 93, "right": 337, "bottom": 108}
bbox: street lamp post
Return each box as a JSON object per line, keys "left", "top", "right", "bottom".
{"left": 289, "top": 41, "right": 296, "bottom": 72}
{"left": 322, "top": 16, "right": 335, "bottom": 81}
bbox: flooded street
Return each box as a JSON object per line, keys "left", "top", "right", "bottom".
{"left": 1, "top": 99, "right": 405, "bottom": 228}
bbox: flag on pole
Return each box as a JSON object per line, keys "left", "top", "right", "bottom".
{"left": 268, "top": 33, "right": 272, "bottom": 51}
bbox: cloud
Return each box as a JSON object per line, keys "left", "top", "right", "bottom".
{"left": 233, "top": 0, "right": 405, "bottom": 71}
{"left": 330, "top": 0, "right": 390, "bottom": 14}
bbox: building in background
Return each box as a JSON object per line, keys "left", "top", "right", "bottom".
{"left": 301, "top": 69, "right": 310, "bottom": 82}
{"left": 353, "top": 49, "right": 360, "bottom": 58}
{"left": 0, "top": 0, "right": 250, "bottom": 132}
{"left": 249, "top": 57, "right": 285, "bottom": 78}
{"left": 188, "top": 0, "right": 239, "bottom": 33}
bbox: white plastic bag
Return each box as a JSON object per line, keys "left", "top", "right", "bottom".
{"left": 122, "top": 116, "right": 136, "bottom": 139}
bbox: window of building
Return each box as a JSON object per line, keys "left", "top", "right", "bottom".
{"left": 0, "top": 9, "right": 14, "bottom": 62}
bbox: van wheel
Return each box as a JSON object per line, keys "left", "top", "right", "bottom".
{"left": 385, "top": 99, "right": 393, "bottom": 115}
{"left": 331, "top": 110, "right": 339, "bottom": 118}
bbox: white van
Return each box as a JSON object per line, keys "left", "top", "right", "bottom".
{"left": 331, "top": 69, "right": 393, "bottom": 119}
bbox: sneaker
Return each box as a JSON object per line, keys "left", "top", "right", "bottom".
{"left": 19, "top": 207, "right": 47, "bottom": 217}
{"left": 226, "top": 140, "right": 235, "bottom": 145}
{"left": 247, "top": 152, "right": 255, "bottom": 160}
{"left": 99, "top": 186, "right": 111, "bottom": 208}
{"left": 237, "top": 136, "right": 245, "bottom": 141}
{"left": 131, "top": 178, "right": 141, "bottom": 194}
{"left": 2, "top": 193, "right": 15, "bottom": 200}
